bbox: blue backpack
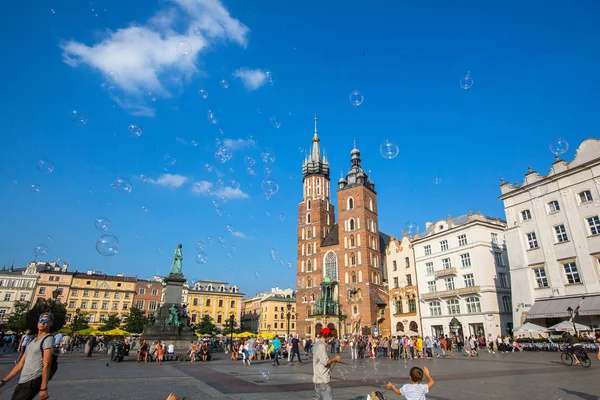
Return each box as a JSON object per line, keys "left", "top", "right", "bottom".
{"left": 39, "top": 335, "right": 59, "bottom": 380}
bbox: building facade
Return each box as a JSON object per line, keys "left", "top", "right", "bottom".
{"left": 413, "top": 213, "right": 512, "bottom": 339}
{"left": 296, "top": 117, "right": 390, "bottom": 338}
{"left": 385, "top": 234, "right": 421, "bottom": 335}
{"left": 31, "top": 263, "right": 72, "bottom": 305}
{"left": 259, "top": 293, "right": 297, "bottom": 337}
{"left": 187, "top": 280, "right": 243, "bottom": 332}
{"left": 133, "top": 279, "right": 162, "bottom": 316}
{"left": 0, "top": 262, "right": 40, "bottom": 322}
{"left": 499, "top": 138, "right": 600, "bottom": 329}
{"left": 241, "top": 287, "right": 294, "bottom": 334}
{"left": 65, "top": 272, "right": 136, "bottom": 327}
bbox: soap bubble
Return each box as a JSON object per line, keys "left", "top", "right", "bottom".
{"left": 134, "top": 233, "right": 140, "bottom": 240}
{"left": 278, "top": 214, "right": 285, "bottom": 222}
{"left": 128, "top": 124, "right": 142, "bottom": 137}
{"left": 226, "top": 252, "right": 233, "bottom": 258}
{"left": 215, "top": 209, "right": 224, "bottom": 217}
{"left": 68, "top": 109, "right": 88, "bottom": 125}
{"left": 195, "top": 251, "right": 208, "bottom": 264}
{"left": 207, "top": 236, "right": 214, "bottom": 244}
{"left": 460, "top": 71, "right": 474, "bottom": 89}
{"left": 145, "top": 92, "right": 157, "bottom": 102}
{"left": 192, "top": 27, "right": 201, "bottom": 35}
{"left": 176, "top": 40, "right": 192, "bottom": 55}
{"left": 164, "top": 154, "right": 176, "bottom": 166}
{"left": 96, "top": 234, "right": 120, "bottom": 256}
{"left": 264, "top": 166, "right": 272, "bottom": 177}
{"left": 37, "top": 159, "right": 55, "bottom": 173}
{"left": 95, "top": 217, "right": 110, "bottom": 231}
{"left": 244, "top": 156, "right": 256, "bottom": 167}
{"left": 198, "top": 89, "right": 208, "bottom": 99}
{"left": 220, "top": 80, "right": 229, "bottom": 89}
{"left": 259, "top": 369, "right": 270, "bottom": 380}
{"left": 549, "top": 138, "right": 569, "bottom": 156}
{"left": 196, "top": 241, "right": 204, "bottom": 250}
{"left": 108, "top": 71, "right": 119, "bottom": 82}
{"left": 349, "top": 90, "right": 364, "bottom": 106}
{"left": 207, "top": 110, "right": 218, "bottom": 124}
{"left": 230, "top": 180, "right": 240, "bottom": 189}
{"left": 34, "top": 244, "right": 49, "bottom": 256}
{"left": 113, "top": 177, "right": 132, "bottom": 194}
{"left": 433, "top": 177, "right": 442, "bottom": 185}
{"left": 190, "top": 140, "right": 198, "bottom": 147}
{"left": 261, "top": 151, "right": 276, "bottom": 163}
{"left": 380, "top": 140, "right": 399, "bottom": 159}
{"left": 29, "top": 184, "right": 40, "bottom": 193}
{"left": 247, "top": 134, "right": 257, "bottom": 145}
{"left": 214, "top": 147, "right": 232, "bottom": 164}
{"left": 204, "top": 164, "right": 214, "bottom": 173}
{"left": 218, "top": 236, "right": 226, "bottom": 244}
{"left": 141, "top": 206, "right": 148, "bottom": 213}
{"left": 246, "top": 167, "right": 256, "bottom": 176}
{"left": 254, "top": 271, "right": 262, "bottom": 279}
{"left": 262, "top": 178, "right": 279, "bottom": 195}
{"left": 404, "top": 221, "right": 417, "bottom": 236}
{"left": 265, "top": 71, "right": 275, "bottom": 86}
{"left": 269, "top": 248, "right": 278, "bottom": 259}
{"left": 226, "top": 224, "right": 234, "bottom": 232}
{"left": 287, "top": 261, "right": 293, "bottom": 269}
{"left": 269, "top": 117, "right": 282, "bottom": 128}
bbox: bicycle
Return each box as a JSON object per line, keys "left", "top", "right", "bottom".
{"left": 560, "top": 346, "right": 591, "bottom": 368}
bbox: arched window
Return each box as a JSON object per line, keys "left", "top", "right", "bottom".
{"left": 307, "top": 278, "right": 312, "bottom": 288}
{"left": 306, "top": 213, "right": 311, "bottom": 224}
{"left": 307, "top": 259, "right": 312, "bottom": 272}
{"left": 350, "top": 253, "right": 356, "bottom": 266}
{"left": 310, "top": 293, "right": 315, "bottom": 302}
{"left": 306, "top": 228, "right": 312, "bottom": 239}
{"left": 307, "top": 244, "right": 312, "bottom": 255}
{"left": 348, "top": 197, "right": 354, "bottom": 210}
{"left": 325, "top": 252, "right": 337, "bottom": 281}
{"left": 350, "top": 235, "right": 355, "bottom": 247}
{"left": 302, "top": 296, "right": 307, "bottom": 303}
{"left": 409, "top": 321, "right": 419, "bottom": 331}
{"left": 351, "top": 271, "right": 357, "bottom": 283}
{"left": 466, "top": 297, "right": 481, "bottom": 313}
{"left": 349, "top": 219, "right": 355, "bottom": 231}
{"left": 396, "top": 322, "right": 405, "bottom": 333}
{"left": 369, "top": 198, "right": 373, "bottom": 211}
{"left": 353, "top": 306, "right": 358, "bottom": 314}
{"left": 307, "top": 200, "right": 311, "bottom": 209}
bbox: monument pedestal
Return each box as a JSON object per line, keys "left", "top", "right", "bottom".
{"left": 141, "top": 273, "right": 195, "bottom": 361}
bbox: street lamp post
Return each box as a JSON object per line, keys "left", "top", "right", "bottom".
{"left": 286, "top": 301, "right": 298, "bottom": 338}
{"left": 52, "top": 288, "right": 60, "bottom": 301}
{"left": 229, "top": 313, "right": 235, "bottom": 351}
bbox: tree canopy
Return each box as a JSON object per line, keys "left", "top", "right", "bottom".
{"left": 196, "top": 315, "right": 216, "bottom": 335}
{"left": 98, "top": 314, "right": 121, "bottom": 331}
{"left": 123, "top": 307, "right": 147, "bottom": 334}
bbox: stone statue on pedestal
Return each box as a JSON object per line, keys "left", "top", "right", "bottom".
{"left": 165, "top": 304, "right": 182, "bottom": 327}
{"left": 170, "top": 244, "right": 183, "bottom": 276}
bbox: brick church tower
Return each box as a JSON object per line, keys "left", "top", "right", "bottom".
{"left": 296, "top": 117, "right": 390, "bottom": 339}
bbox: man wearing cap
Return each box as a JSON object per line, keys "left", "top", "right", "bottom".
{"left": 0, "top": 312, "right": 54, "bottom": 400}
{"left": 313, "top": 327, "right": 340, "bottom": 400}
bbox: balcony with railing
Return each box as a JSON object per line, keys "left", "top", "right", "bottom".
{"left": 434, "top": 268, "right": 457, "bottom": 278}
{"left": 308, "top": 298, "right": 343, "bottom": 317}
{"left": 421, "top": 285, "right": 480, "bottom": 300}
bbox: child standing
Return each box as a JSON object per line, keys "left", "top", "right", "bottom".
{"left": 387, "top": 366, "right": 435, "bottom": 399}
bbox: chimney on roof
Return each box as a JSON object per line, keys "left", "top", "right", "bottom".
{"left": 87, "top": 270, "right": 93, "bottom": 275}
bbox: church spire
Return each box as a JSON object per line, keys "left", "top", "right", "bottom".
{"left": 311, "top": 114, "right": 320, "bottom": 161}
{"left": 302, "top": 115, "right": 330, "bottom": 181}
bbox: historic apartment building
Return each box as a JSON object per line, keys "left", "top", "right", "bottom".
{"left": 413, "top": 212, "right": 512, "bottom": 338}
{"left": 0, "top": 262, "right": 40, "bottom": 322}
{"left": 499, "top": 138, "right": 600, "bottom": 329}
{"left": 31, "top": 262, "right": 73, "bottom": 305}
{"left": 385, "top": 234, "right": 421, "bottom": 335}
{"left": 65, "top": 272, "right": 136, "bottom": 326}
{"left": 296, "top": 117, "right": 390, "bottom": 338}
{"left": 187, "top": 280, "right": 243, "bottom": 332}
{"left": 259, "top": 293, "right": 297, "bottom": 337}
{"left": 133, "top": 279, "right": 162, "bottom": 315}
{"left": 241, "top": 287, "right": 294, "bottom": 334}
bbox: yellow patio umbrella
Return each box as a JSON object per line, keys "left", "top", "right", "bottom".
{"left": 75, "top": 327, "right": 98, "bottom": 335}
{"left": 259, "top": 332, "right": 275, "bottom": 339}
{"left": 101, "top": 328, "right": 130, "bottom": 336}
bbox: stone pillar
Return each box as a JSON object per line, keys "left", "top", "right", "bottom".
{"left": 164, "top": 274, "right": 186, "bottom": 305}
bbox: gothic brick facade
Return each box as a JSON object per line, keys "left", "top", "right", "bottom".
{"left": 296, "top": 117, "right": 391, "bottom": 339}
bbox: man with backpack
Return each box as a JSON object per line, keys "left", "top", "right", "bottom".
{"left": 0, "top": 312, "right": 57, "bottom": 400}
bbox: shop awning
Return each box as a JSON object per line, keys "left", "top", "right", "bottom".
{"left": 525, "top": 297, "right": 584, "bottom": 319}
{"left": 579, "top": 295, "right": 600, "bottom": 316}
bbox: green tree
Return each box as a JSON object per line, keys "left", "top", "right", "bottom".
{"left": 123, "top": 307, "right": 146, "bottom": 334}
{"left": 26, "top": 299, "right": 67, "bottom": 333}
{"left": 223, "top": 316, "right": 237, "bottom": 335}
{"left": 98, "top": 314, "right": 121, "bottom": 331}
{"left": 69, "top": 310, "right": 90, "bottom": 333}
{"left": 5, "top": 301, "right": 29, "bottom": 333}
{"left": 196, "top": 315, "right": 216, "bottom": 335}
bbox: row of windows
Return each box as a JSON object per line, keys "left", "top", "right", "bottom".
{"left": 392, "top": 274, "right": 413, "bottom": 288}
{"left": 304, "top": 212, "right": 332, "bottom": 226}
{"left": 520, "top": 190, "right": 597, "bottom": 223}
{"left": 70, "top": 289, "right": 131, "bottom": 299}
{"left": 38, "top": 287, "right": 63, "bottom": 296}
{"left": 305, "top": 176, "right": 329, "bottom": 197}
{"left": 137, "top": 288, "right": 160, "bottom": 296}
{"left": 526, "top": 216, "right": 600, "bottom": 250}
{"left": 423, "top": 234, "right": 468, "bottom": 255}
{"left": 0, "top": 280, "right": 35, "bottom": 288}
{"left": 394, "top": 298, "right": 417, "bottom": 314}
{"left": 532, "top": 258, "right": 600, "bottom": 288}
{"left": 425, "top": 273, "right": 508, "bottom": 292}
{"left": 391, "top": 258, "right": 411, "bottom": 271}
{"left": 66, "top": 313, "right": 126, "bottom": 324}
{"left": 68, "top": 300, "right": 139, "bottom": 311}
{"left": 134, "top": 300, "right": 159, "bottom": 310}
{"left": 261, "top": 322, "right": 295, "bottom": 330}
{"left": 428, "top": 296, "right": 511, "bottom": 316}
{"left": 345, "top": 196, "right": 375, "bottom": 212}
{"left": 191, "top": 298, "right": 236, "bottom": 308}
{"left": 1, "top": 293, "right": 28, "bottom": 302}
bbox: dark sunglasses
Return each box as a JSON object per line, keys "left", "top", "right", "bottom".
{"left": 38, "top": 319, "right": 51, "bottom": 324}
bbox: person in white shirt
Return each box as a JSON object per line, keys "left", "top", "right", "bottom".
{"left": 387, "top": 366, "right": 435, "bottom": 400}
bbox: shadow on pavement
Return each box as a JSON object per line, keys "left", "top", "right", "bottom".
{"left": 558, "top": 387, "right": 600, "bottom": 400}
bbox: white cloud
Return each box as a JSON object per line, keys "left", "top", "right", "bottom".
{"left": 148, "top": 174, "right": 188, "bottom": 188}
{"left": 60, "top": 0, "right": 249, "bottom": 115}
{"left": 231, "top": 231, "right": 245, "bottom": 238}
{"left": 233, "top": 68, "right": 267, "bottom": 90}
{"left": 191, "top": 180, "right": 248, "bottom": 199}
{"left": 223, "top": 138, "right": 253, "bottom": 151}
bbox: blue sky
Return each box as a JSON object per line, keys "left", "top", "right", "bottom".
{"left": 0, "top": 0, "right": 599, "bottom": 296}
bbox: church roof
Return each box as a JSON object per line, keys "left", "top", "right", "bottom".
{"left": 320, "top": 224, "right": 339, "bottom": 247}
{"left": 375, "top": 296, "right": 387, "bottom": 306}
{"left": 378, "top": 231, "right": 391, "bottom": 252}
